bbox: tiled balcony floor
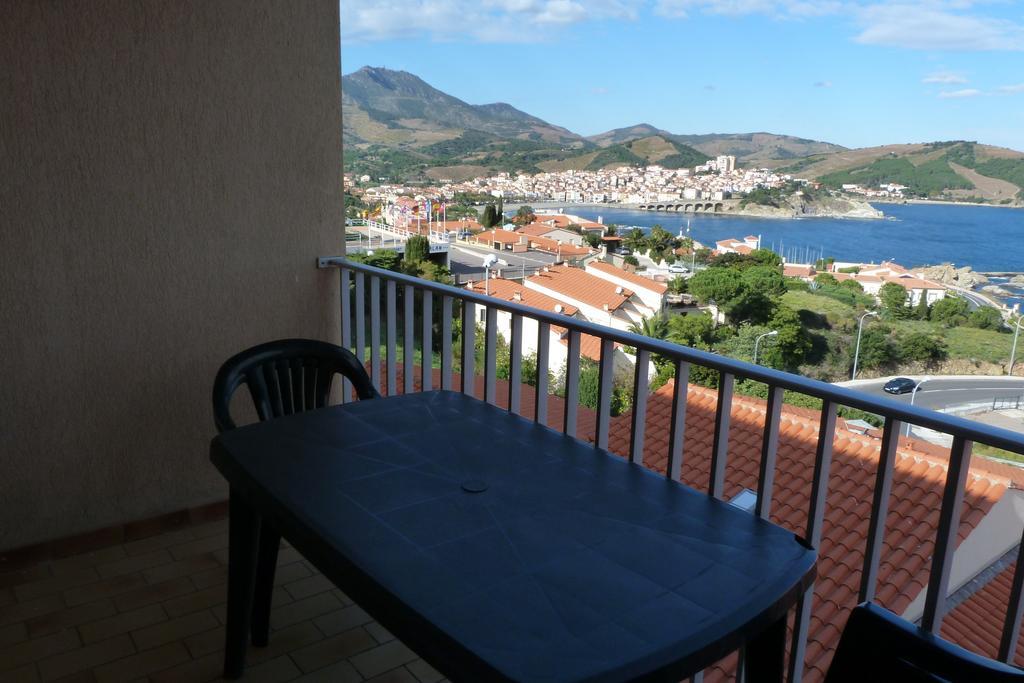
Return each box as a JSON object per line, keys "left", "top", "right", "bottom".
{"left": 0, "top": 519, "right": 445, "bottom": 683}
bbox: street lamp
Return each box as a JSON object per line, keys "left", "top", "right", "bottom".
{"left": 482, "top": 254, "right": 498, "bottom": 296}
{"left": 1010, "top": 317, "right": 1024, "bottom": 376}
{"left": 753, "top": 330, "right": 778, "bottom": 365}
{"left": 851, "top": 311, "right": 879, "bottom": 380}
{"left": 906, "top": 377, "right": 930, "bottom": 436}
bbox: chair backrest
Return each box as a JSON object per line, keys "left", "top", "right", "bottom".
{"left": 213, "top": 339, "right": 380, "bottom": 433}
{"left": 826, "top": 602, "right": 1024, "bottom": 682}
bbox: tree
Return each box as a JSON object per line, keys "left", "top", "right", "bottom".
{"left": 838, "top": 279, "right": 864, "bottom": 293}
{"left": 623, "top": 228, "right": 647, "bottom": 254}
{"left": 900, "top": 332, "right": 946, "bottom": 363}
{"left": 913, "top": 294, "right": 931, "bottom": 321}
{"left": 623, "top": 255, "right": 640, "bottom": 267}
{"left": 931, "top": 296, "right": 969, "bottom": 326}
{"left": 628, "top": 314, "right": 669, "bottom": 340}
{"left": 667, "top": 312, "right": 716, "bottom": 348}
{"left": 583, "top": 232, "right": 601, "bottom": 249}
{"left": 688, "top": 268, "right": 744, "bottom": 308}
{"left": 404, "top": 235, "right": 429, "bottom": 264}
{"left": 814, "top": 273, "right": 839, "bottom": 288}
{"left": 967, "top": 306, "right": 1005, "bottom": 330}
{"left": 514, "top": 205, "right": 536, "bottom": 224}
{"left": 879, "top": 282, "right": 910, "bottom": 318}
{"left": 496, "top": 196, "right": 504, "bottom": 222}
{"left": 741, "top": 266, "right": 787, "bottom": 298}
{"left": 647, "top": 225, "right": 675, "bottom": 254}
{"left": 855, "top": 327, "right": 899, "bottom": 370}
{"left": 750, "top": 249, "right": 783, "bottom": 268}
{"left": 766, "top": 306, "right": 812, "bottom": 370}
{"left": 605, "top": 224, "right": 618, "bottom": 237}
{"left": 480, "top": 204, "right": 499, "bottom": 228}
{"left": 667, "top": 276, "right": 688, "bottom": 295}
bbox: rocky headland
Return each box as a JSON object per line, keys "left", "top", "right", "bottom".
{"left": 734, "top": 195, "right": 883, "bottom": 220}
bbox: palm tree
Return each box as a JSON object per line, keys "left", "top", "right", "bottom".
{"left": 623, "top": 228, "right": 647, "bottom": 254}
{"left": 629, "top": 314, "right": 669, "bottom": 340}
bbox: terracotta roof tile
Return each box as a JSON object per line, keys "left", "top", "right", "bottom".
{"left": 603, "top": 380, "right": 1007, "bottom": 681}
{"left": 466, "top": 278, "right": 579, "bottom": 316}
{"left": 586, "top": 261, "right": 669, "bottom": 294}
{"left": 526, "top": 265, "right": 635, "bottom": 311}
{"left": 942, "top": 561, "right": 1024, "bottom": 666}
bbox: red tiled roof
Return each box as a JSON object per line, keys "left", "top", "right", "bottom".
{"left": 550, "top": 325, "right": 619, "bottom": 362}
{"left": 516, "top": 222, "right": 558, "bottom": 237}
{"left": 784, "top": 265, "right": 816, "bottom": 278}
{"left": 604, "top": 380, "right": 1008, "bottom": 681}
{"left": 528, "top": 235, "right": 593, "bottom": 258}
{"left": 527, "top": 265, "right": 635, "bottom": 311}
{"left": 942, "top": 562, "right": 1024, "bottom": 666}
{"left": 475, "top": 229, "right": 526, "bottom": 246}
{"left": 466, "top": 278, "right": 579, "bottom": 316}
{"left": 586, "top": 261, "right": 668, "bottom": 295}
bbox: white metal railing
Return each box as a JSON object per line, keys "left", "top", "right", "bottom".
{"left": 319, "top": 256, "right": 1024, "bottom": 681}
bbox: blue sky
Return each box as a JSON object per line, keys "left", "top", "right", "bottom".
{"left": 341, "top": 1, "right": 1024, "bottom": 151}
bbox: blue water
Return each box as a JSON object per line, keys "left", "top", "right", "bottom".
{"left": 565, "top": 202, "right": 1024, "bottom": 273}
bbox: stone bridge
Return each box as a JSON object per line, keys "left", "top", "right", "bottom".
{"left": 637, "top": 198, "right": 743, "bottom": 213}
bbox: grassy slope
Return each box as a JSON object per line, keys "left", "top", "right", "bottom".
{"left": 782, "top": 291, "right": 1014, "bottom": 365}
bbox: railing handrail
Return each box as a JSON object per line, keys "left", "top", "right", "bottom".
{"left": 320, "top": 255, "right": 1024, "bottom": 456}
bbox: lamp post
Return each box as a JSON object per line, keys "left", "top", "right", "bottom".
{"left": 482, "top": 254, "right": 498, "bottom": 296}
{"left": 906, "top": 377, "right": 930, "bottom": 436}
{"left": 753, "top": 330, "right": 778, "bottom": 365}
{"left": 851, "top": 311, "right": 879, "bottom": 380}
{"left": 1010, "top": 317, "right": 1024, "bottom": 376}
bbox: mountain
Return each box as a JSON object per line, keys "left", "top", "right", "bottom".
{"left": 777, "top": 141, "right": 1024, "bottom": 203}
{"left": 536, "top": 135, "right": 709, "bottom": 172}
{"left": 587, "top": 127, "right": 846, "bottom": 165}
{"left": 586, "top": 124, "right": 674, "bottom": 147}
{"left": 343, "top": 66, "right": 582, "bottom": 146}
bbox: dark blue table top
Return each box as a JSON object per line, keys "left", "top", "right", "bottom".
{"left": 211, "top": 390, "right": 816, "bottom": 683}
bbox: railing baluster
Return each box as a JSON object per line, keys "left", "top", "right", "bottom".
{"left": 484, "top": 306, "right": 497, "bottom": 405}
{"left": 667, "top": 360, "right": 690, "bottom": 482}
{"left": 441, "top": 296, "right": 453, "bottom": 390}
{"left": 709, "top": 371, "right": 734, "bottom": 498}
{"left": 859, "top": 415, "right": 902, "bottom": 603}
{"left": 462, "top": 301, "right": 476, "bottom": 397}
{"left": 403, "top": 285, "right": 415, "bottom": 394}
{"left": 508, "top": 314, "right": 523, "bottom": 415}
{"left": 422, "top": 290, "right": 432, "bottom": 392}
{"left": 630, "top": 349, "right": 650, "bottom": 464}
{"left": 921, "top": 436, "right": 973, "bottom": 634}
{"left": 369, "top": 276, "right": 380, "bottom": 389}
{"left": 788, "top": 400, "right": 837, "bottom": 683}
{"left": 999, "top": 530, "right": 1024, "bottom": 662}
{"left": 595, "top": 338, "right": 615, "bottom": 449}
{"left": 755, "top": 385, "right": 784, "bottom": 520}
{"left": 386, "top": 280, "right": 397, "bottom": 397}
{"left": 355, "top": 271, "right": 366, "bottom": 363}
{"left": 340, "top": 267, "right": 352, "bottom": 403}
{"left": 563, "top": 330, "right": 581, "bottom": 437}
{"left": 536, "top": 321, "right": 550, "bottom": 425}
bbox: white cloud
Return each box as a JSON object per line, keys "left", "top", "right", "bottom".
{"left": 342, "top": 0, "right": 642, "bottom": 42}
{"left": 922, "top": 72, "right": 967, "bottom": 84}
{"left": 813, "top": 80, "right": 832, "bottom": 87}
{"left": 653, "top": 0, "right": 840, "bottom": 18}
{"left": 938, "top": 88, "right": 983, "bottom": 98}
{"left": 854, "top": 3, "right": 1024, "bottom": 51}
{"left": 997, "top": 84, "right": 1024, "bottom": 93}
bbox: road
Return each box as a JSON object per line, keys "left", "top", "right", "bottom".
{"left": 845, "top": 376, "right": 1024, "bottom": 412}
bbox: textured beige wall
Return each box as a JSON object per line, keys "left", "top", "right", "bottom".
{"left": 0, "top": 1, "right": 343, "bottom": 549}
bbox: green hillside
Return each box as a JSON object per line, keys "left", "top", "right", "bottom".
{"left": 818, "top": 157, "right": 973, "bottom": 196}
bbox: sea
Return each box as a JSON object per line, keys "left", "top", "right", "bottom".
{"left": 546, "top": 202, "right": 1024, "bottom": 309}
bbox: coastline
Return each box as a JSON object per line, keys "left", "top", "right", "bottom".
{"left": 506, "top": 199, "right": 884, "bottom": 221}
{"left": 871, "top": 197, "right": 1023, "bottom": 210}
{"left": 508, "top": 198, "right": 1022, "bottom": 213}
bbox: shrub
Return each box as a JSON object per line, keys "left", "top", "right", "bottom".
{"left": 967, "top": 306, "right": 1005, "bottom": 331}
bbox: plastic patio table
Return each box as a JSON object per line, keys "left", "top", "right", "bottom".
{"left": 211, "top": 389, "right": 816, "bottom": 682}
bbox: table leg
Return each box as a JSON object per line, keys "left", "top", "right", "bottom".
{"left": 251, "top": 525, "right": 281, "bottom": 647}
{"left": 743, "top": 614, "right": 787, "bottom": 683}
{"left": 223, "top": 488, "right": 260, "bottom": 679}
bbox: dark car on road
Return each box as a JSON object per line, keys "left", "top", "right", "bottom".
{"left": 883, "top": 377, "right": 917, "bottom": 395}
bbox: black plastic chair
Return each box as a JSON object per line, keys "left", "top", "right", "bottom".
{"left": 212, "top": 338, "right": 379, "bottom": 646}
{"left": 826, "top": 602, "right": 1024, "bottom": 682}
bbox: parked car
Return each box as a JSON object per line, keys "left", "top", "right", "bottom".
{"left": 616, "top": 247, "right": 632, "bottom": 256}
{"left": 667, "top": 264, "right": 689, "bottom": 274}
{"left": 883, "top": 377, "right": 917, "bottom": 395}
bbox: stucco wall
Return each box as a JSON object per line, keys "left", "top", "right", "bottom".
{"left": 0, "top": 1, "right": 343, "bottom": 549}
